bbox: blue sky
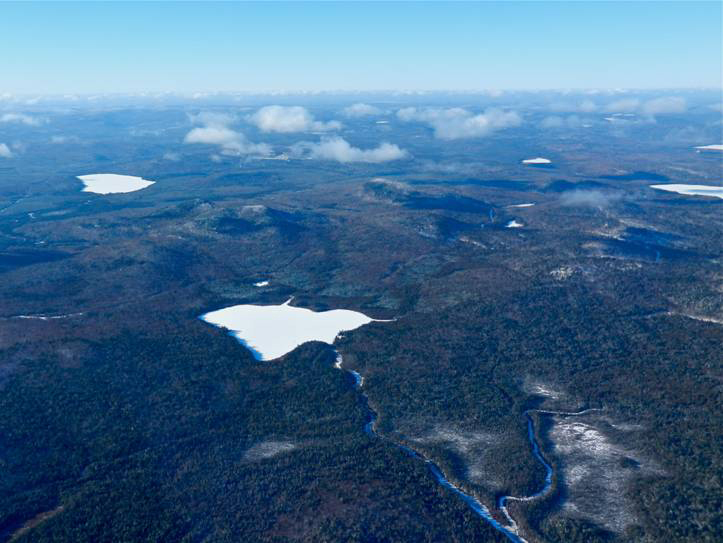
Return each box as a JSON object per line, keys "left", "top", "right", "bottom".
{"left": 1, "top": 1, "right": 720, "bottom": 94}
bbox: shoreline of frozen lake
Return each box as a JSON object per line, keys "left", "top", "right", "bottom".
{"left": 200, "top": 299, "right": 380, "bottom": 361}
{"left": 650, "top": 184, "right": 723, "bottom": 199}
{"left": 522, "top": 157, "right": 551, "bottom": 165}
{"left": 77, "top": 173, "right": 155, "bottom": 194}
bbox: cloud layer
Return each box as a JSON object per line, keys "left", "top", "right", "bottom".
{"left": 342, "top": 103, "right": 383, "bottom": 117}
{"left": 397, "top": 107, "right": 521, "bottom": 139}
{"left": 560, "top": 190, "right": 621, "bottom": 208}
{"left": 184, "top": 112, "right": 271, "bottom": 156}
{"left": 0, "top": 143, "right": 12, "bottom": 158}
{"left": 0, "top": 113, "right": 44, "bottom": 126}
{"left": 605, "top": 96, "right": 687, "bottom": 116}
{"left": 292, "top": 136, "right": 407, "bottom": 163}
{"left": 248, "top": 105, "right": 341, "bottom": 133}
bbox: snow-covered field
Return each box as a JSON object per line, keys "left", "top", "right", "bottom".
{"left": 650, "top": 184, "right": 723, "bottom": 199}
{"left": 200, "top": 299, "right": 377, "bottom": 360}
{"left": 77, "top": 173, "right": 155, "bottom": 194}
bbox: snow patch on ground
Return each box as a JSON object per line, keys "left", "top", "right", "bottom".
{"left": 550, "top": 266, "right": 577, "bottom": 280}
{"left": 414, "top": 425, "right": 501, "bottom": 487}
{"left": 549, "top": 415, "right": 656, "bottom": 533}
{"left": 244, "top": 440, "right": 296, "bottom": 461}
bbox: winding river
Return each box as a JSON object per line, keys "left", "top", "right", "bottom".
{"left": 335, "top": 352, "right": 602, "bottom": 543}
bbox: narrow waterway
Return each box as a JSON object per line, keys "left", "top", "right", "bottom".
{"left": 335, "top": 352, "right": 602, "bottom": 543}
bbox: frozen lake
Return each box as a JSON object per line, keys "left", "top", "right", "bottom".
{"left": 200, "top": 299, "right": 377, "bottom": 361}
{"left": 650, "top": 184, "right": 723, "bottom": 199}
{"left": 77, "top": 173, "right": 155, "bottom": 194}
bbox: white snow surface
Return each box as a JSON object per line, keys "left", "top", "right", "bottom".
{"left": 650, "top": 184, "right": 723, "bottom": 199}
{"left": 77, "top": 173, "right": 155, "bottom": 194}
{"left": 200, "top": 299, "right": 377, "bottom": 360}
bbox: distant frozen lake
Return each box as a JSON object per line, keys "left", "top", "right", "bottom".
{"left": 200, "top": 299, "right": 377, "bottom": 361}
{"left": 650, "top": 184, "right": 723, "bottom": 199}
{"left": 77, "top": 173, "right": 155, "bottom": 194}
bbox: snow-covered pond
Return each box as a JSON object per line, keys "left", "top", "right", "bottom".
{"left": 77, "top": 173, "right": 155, "bottom": 194}
{"left": 200, "top": 299, "right": 378, "bottom": 361}
{"left": 522, "top": 157, "right": 551, "bottom": 164}
{"left": 650, "top": 184, "right": 723, "bottom": 199}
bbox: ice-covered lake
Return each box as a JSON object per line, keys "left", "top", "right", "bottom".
{"left": 200, "top": 299, "right": 378, "bottom": 361}
{"left": 77, "top": 173, "right": 155, "bottom": 194}
{"left": 650, "top": 184, "right": 723, "bottom": 199}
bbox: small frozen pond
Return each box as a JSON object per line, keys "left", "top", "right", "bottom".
{"left": 650, "top": 184, "right": 723, "bottom": 199}
{"left": 77, "top": 173, "right": 155, "bottom": 194}
{"left": 200, "top": 299, "right": 378, "bottom": 361}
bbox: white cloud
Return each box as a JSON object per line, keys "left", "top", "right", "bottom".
{"left": 50, "top": 135, "right": 80, "bottom": 144}
{"left": 184, "top": 112, "right": 271, "bottom": 156}
{"left": 578, "top": 99, "right": 598, "bottom": 113}
{"left": 604, "top": 96, "right": 687, "bottom": 117}
{"left": 548, "top": 99, "right": 597, "bottom": 113}
{"left": 342, "top": 103, "right": 383, "bottom": 117}
{"left": 605, "top": 99, "right": 641, "bottom": 113}
{"left": 162, "top": 152, "right": 181, "bottom": 161}
{"left": 396, "top": 107, "right": 521, "bottom": 139}
{"left": 248, "top": 105, "right": 341, "bottom": 133}
{"left": 0, "top": 143, "right": 13, "bottom": 158}
{"left": 189, "top": 111, "right": 237, "bottom": 126}
{"left": 641, "top": 96, "right": 687, "bottom": 116}
{"left": 561, "top": 190, "right": 621, "bottom": 208}
{"left": 292, "top": 136, "right": 407, "bottom": 163}
{"left": 541, "top": 115, "right": 582, "bottom": 129}
{"left": 0, "top": 113, "right": 44, "bottom": 126}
